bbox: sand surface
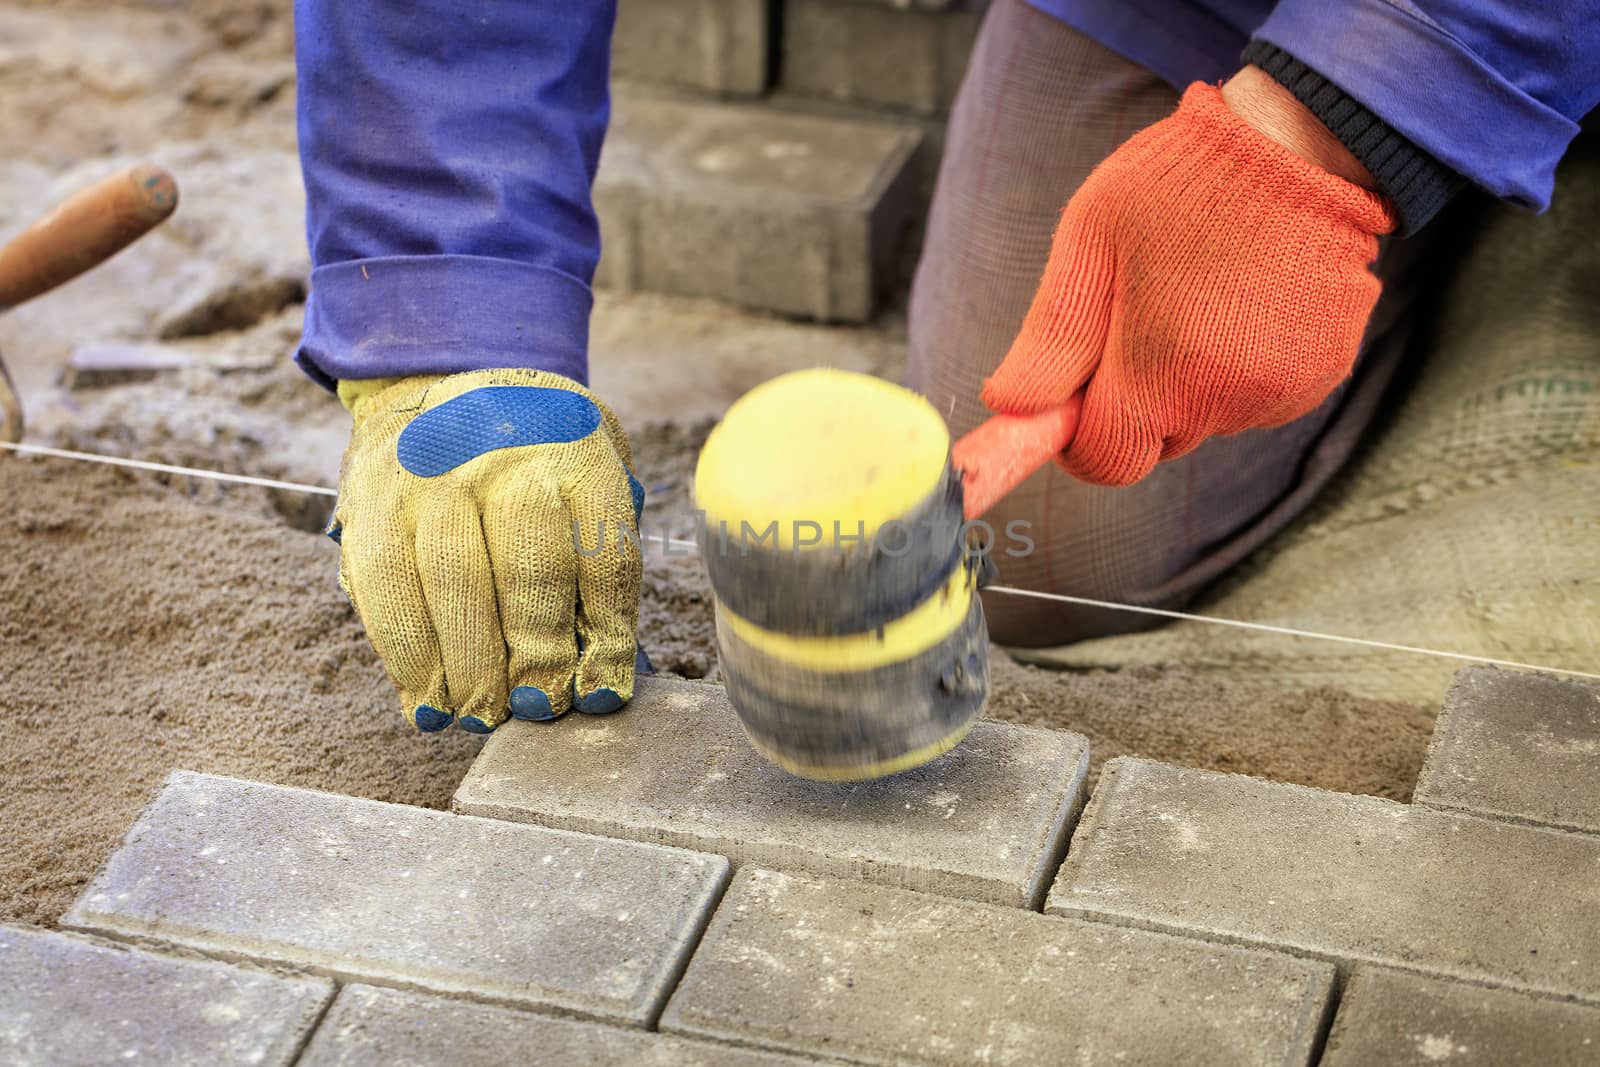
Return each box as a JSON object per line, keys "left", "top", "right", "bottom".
{"left": 1, "top": 444, "right": 1436, "bottom": 927}
{"left": 984, "top": 657, "right": 1435, "bottom": 799}
{"left": 1, "top": 457, "right": 479, "bottom": 926}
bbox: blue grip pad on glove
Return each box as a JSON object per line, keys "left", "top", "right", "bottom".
{"left": 397, "top": 386, "right": 603, "bottom": 477}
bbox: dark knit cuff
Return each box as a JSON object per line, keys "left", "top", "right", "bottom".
{"left": 1241, "top": 39, "right": 1464, "bottom": 236}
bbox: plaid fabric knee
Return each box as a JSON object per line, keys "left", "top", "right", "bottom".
{"left": 907, "top": 0, "right": 1433, "bottom": 645}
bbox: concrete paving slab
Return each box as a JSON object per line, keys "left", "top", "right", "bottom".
{"left": 454, "top": 676, "right": 1088, "bottom": 908}
{"left": 1322, "top": 967, "right": 1600, "bottom": 1066}
{"left": 62, "top": 772, "right": 730, "bottom": 1026}
{"left": 662, "top": 867, "right": 1335, "bottom": 1066}
{"left": 613, "top": 0, "right": 768, "bottom": 96}
{"left": 0, "top": 923, "right": 331, "bottom": 1067}
{"left": 299, "top": 983, "right": 819, "bottom": 1066}
{"left": 1416, "top": 666, "right": 1600, "bottom": 835}
{"left": 63, "top": 341, "right": 197, "bottom": 388}
{"left": 782, "top": 0, "right": 981, "bottom": 118}
{"left": 595, "top": 90, "right": 922, "bottom": 322}
{"left": 1048, "top": 758, "right": 1600, "bottom": 1003}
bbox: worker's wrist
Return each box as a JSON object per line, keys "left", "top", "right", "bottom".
{"left": 1235, "top": 41, "right": 1464, "bottom": 237}
{"left": 1219, "top": 66, "right": 1380, "bottom": 192}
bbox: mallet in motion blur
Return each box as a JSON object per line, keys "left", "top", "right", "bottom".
{"left": 694, "top": 369, "right": 1081, "bottom": 782}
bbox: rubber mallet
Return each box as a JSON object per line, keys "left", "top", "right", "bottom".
{"left": 694, "top": 368, "right": 1080, "bottom": 781}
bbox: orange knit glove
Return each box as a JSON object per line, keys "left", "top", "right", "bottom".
{"left": 981, "top": 83, "right": 1397, "bottom": 487}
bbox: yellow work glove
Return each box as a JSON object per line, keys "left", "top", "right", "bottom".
{"left": 328, "top": 369, "right": 644, "bottom": 734}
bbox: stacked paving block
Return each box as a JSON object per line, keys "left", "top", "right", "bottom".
{"left": 781, "top": 0, "right": 982, "bottom": 118}
{"left": 598, "top": 0, "right": 989, "bottom": 320}
{"left": 595, "top": 91, "right": 921, "bottom": 322}
{"left": 24, "top": 665, "right": 1600, "bottom": 1062}
{"left": 612, "top": 0, "right": 771, "bottom": 97}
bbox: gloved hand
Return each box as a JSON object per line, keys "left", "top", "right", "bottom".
{"left": 982, "top": 82, "right": 1397, "bottom": 487}
{"left": 328, "top": 369, "right": 644, "bottom": 734}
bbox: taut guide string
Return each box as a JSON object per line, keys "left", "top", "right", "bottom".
{"left": 6, "top": 438, "right": 1597, "bottom": 682}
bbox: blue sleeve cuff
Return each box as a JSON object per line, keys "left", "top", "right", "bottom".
{"left": 294, "top": 254, "right": 592, "bottom": 391}
{"left": 1254, "top": 0, "right": 1580, "bottom": 210}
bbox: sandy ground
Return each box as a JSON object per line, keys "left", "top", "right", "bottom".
{"left": 0, "top": 443, "right": 1435, "bottom": 928}
{"left": 0, "top": 0, "right": 1473, "bottom": 926}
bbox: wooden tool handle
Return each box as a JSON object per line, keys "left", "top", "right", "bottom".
{"left": 952, "top": 393, "right": 1083, "bottom": 519}
{"left": 0, "top": 355, "right": 20, "bottom": 443}
{"left": 0, "top": 163, "right": 178, "bottom": 311}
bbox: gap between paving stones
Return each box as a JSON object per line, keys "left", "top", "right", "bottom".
{"left": 296, "top": 983, "right": 833, "bottom": 1067}
{"left": 62, "top": 900, "right": 740, "bottom": 1044}
{"left": 659, "top": 866, "right": 1339, "bottom": 1066}
{"left": 1416, "top": 796, "right": 1600, "bottom": 841}
{"left": 65, "top": 886, "right": 744, "bottom": 1037}
{"left": 0, "top": 923, "right": 337, "bottom": 1067}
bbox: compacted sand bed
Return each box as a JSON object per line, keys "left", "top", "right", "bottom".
{"left": 0, "top": 451, "right": 1436, "bottom": 927}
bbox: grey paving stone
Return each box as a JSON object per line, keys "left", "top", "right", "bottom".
{"left": 63, "top": 341, "right": 196, "bottom": 388}
{"left": 1415, "top": 666, "right": 1600, "bottom": 835}
{"left": 595, "top": 90, "right": 922, "bottom": 322}
{"left": 613, "top": 0, "right": 768, "bottom": 97}
{"left": 454, "top": 676, "right": 1088, "bottom": 909}
{"left": 62, "top": 772, "right": 730, "bottom": 1026}
{"left": 1048, "top": 758, "right": 1600, "bottom": 1003}
{"left": 1321, "top": 967, "right": 1600, "bottom": 1066}
{"left": 662, "top": 867, "right": 1335, "bottom": 1066}
{"left": 0, "top": 923, "right": 331, "bottom": 1067}
{"left": 782, "top": 0, "right": 981, "bottom": 117}
{"left": 300, "top": 983, "right": 819, "bottom": 1066}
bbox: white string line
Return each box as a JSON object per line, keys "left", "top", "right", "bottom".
{"left": 983, "top": 585, "right": 1600, "bottom": 681}
{"left": 0, "top": 440, "right": 339, "bottom": 497}
{"left": 6, "top": 438, "right": 1596, "bottom": 681}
